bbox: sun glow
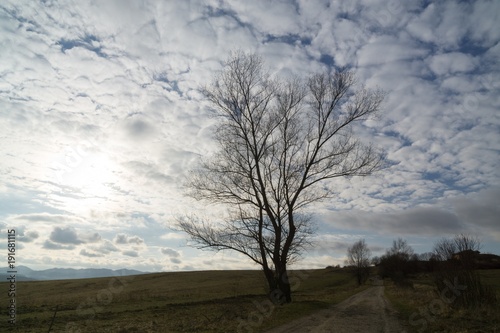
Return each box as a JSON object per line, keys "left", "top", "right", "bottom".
{"left": 50, "top": 147, "right": 118, "bottom": 207}
{"left": 66, "top": 153, "right": 114, "bottom": 196}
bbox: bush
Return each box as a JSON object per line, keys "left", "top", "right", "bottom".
{"left": 378, "top": 254, "right": 416, "bottom": 278}
{"left": 433, "top": 263, "right": 497, "bottom": 309}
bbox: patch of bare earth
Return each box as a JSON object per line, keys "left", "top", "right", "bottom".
{"left": 265, "top": 283, "right": 403, "bottom": 333}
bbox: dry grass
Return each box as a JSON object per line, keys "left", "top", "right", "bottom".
{"left": 0, "top": 268, "right": 365, "bottom": 332}
{"left": 385, "top": 270, "right": 500, "bottom": 333}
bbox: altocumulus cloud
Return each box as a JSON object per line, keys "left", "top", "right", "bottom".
{"left": 16, "top": 228, "right": 39, "bottom": 243}
{"left": 161, "top": 248, "right": 180, "bottom": 258}
{"left": 49, "top": 226, "right": 85, "bottom": 245}
{"left": 43, "top": 240, "right": 76, "bottom": 251}
{"left": 114, "top": 233, "right": 145, "bottom": 245}
{"left": 80, "top": 249, "right": 104, "bottom": 258}
{"left": 161, "top": 248, "right": 182, "bottom": 264}
{"left": 0, "top": 0, "right": 499, "bottom": 271}
{"left": 79, "top": 239, "right": 120, "bottom": 259}
{"left": 42, "top": 226, "right": 102, "bottom": 252}
{"left": 122, "top": 250, "right": 139, "bottom": 258}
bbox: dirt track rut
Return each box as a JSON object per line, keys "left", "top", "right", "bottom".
{"left": 264, "top": 285, "right": 403, "bottom": 333}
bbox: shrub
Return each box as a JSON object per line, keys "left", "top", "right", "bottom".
{"left": 434, "top": 267, "right": 497, "bottom": 309}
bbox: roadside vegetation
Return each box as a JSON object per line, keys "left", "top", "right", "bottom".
{"left": 378, "top": 234, "right": 500, "bottom": 332}
{"left": 385, "top": 270, "right": 500, "bottom": 332}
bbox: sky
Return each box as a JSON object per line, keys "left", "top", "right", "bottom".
{"left": 1, "top": 0, "right": 499, "bottom": 273}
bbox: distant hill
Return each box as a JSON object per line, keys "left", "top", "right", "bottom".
{"left": 0, "top": 265, "right": 148, "bottom": 281}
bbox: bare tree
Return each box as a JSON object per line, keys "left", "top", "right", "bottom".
{"left": 432, "top": 234, "right": 492, "bottom": 308}
{"left": 346, "top": 239, "right": 371, "bottom": 285}
{"left": 178, "top": 51, "right": 385, "bottom": 303}
{"left": 433, "top": 234, "right": 480, "bottom": 263}
{"left": 379, "top": 238, "right": 416, "bottom": 279}
{"left": 388, "top": 237, "right": 414, "bottom": 260}
{"left": 433, "top": 237, "right": 457, "bottom": 261}
{"left": 453, "top": 233, "right": 481, "bottom": 269}
{"left": 454, "top": 233, "right": 480, "bottom": 253}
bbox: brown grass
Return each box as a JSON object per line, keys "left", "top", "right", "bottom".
{"left": 385, "top": 270, "right": 500, "bottom": 333}
{"left": 0, "top": 268, "right": 365, "bottom": 332}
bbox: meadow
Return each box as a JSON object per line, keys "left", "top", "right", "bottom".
{"left": 2, "top": 267, "right": 498, "bottom": 332}
{"left": 0, "top": 268, "right": 365, "bottom": 332}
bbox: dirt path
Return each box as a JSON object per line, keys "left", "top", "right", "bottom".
{"left": 264, "top": 283, "right": 403, "bottom": 333}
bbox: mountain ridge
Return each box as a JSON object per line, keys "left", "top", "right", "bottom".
{"left": 1, "top": 265, "right": 148, "bottom": 281}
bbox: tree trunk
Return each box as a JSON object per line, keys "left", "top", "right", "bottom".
{"left": 263, "top": 265, "right": 276, "bottom": 289}
{"left": 264, "top": 262, "right": 292, "bottom": 304}
{"left": 278, "top": 269, "right": 292, "bottom": 303}
{"left": 356, "top": 267, "right": 362, "bottom": 285}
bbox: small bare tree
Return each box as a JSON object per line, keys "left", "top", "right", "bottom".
{"left": 433, "top": 234, "right": 480, "bottom": 263}
{"left": 432, "top": 234, "right": 494, "bottom": 308}
{"left": 346, "top": 239, "right": 371, "bottom": 285}
{"left": 178, "top": 51, "right": 385, "bottom": 303}
{"left": 388, "top": 237, "right": 414, "bottom": 260}
{"left": 378, "top": 238, "right": 416, "bottom": 280}
{"left": 453, "top": 233, "right": 481, "bottom": 269}
{"left": 454, "top": 233, "right": 480, "bottom": 253}
{"left": 433, "top": 237, "right": 457, "bottom": 261}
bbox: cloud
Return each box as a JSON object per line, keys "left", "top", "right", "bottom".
{"left": 17, "top": 229, "right": 39, "bottom": 242}
{"left": 170, "top": 258, "right": 182, "bottom": 264}
{"left": 114, "top": 234, "right": 128, "bottom": 244}
{"left": 114, "top": 233, "right": 144, "bottom": 245}
{"left": 322, "top": 206, "right": 461, "bottom": 236}
{"left": 1, "top": 0, "right": 499, "bottom": 272}
{"left": 114, "top": 233, "right": 144, "bottom": 258}
{"left": 80, "top": 249, "right": 104, "bottom": 258}
{"left": 122, "top": 161, "right": 173, "bottom": 186}
{"left": 450, "top": 187, "right": 500, "bottom": 232}
{"left": 127, "top": 236, "right": 144, "bottom": 245}
{"left": 160, "top": 232, "right": 186, "bottom": 240}
{"left": 357, "top": 35, "right": 429, "bottom": 68}
{"left": 79, "top": 240, "right": 119, "bottom": 258}
{"left": 79, "top": 232, "right": 102, "bottom": 243}
{"left": 161, "top": 248, "right": 180, "bottom": 258}
{"left": 49, "top": 226, "right": 84, "bottom": 245}
{"left": 13, "top": 213, "right": 84, "bottom": 224}
{"left": 320, "top": 186, "right": 500, "bottom": 240}
{"left": 121, "top": 113, "right": 160, "bottom": 142}
{"left": 43, "top": 240, "right": 76, "bottom": 250}
{"left": 93, "top": 240, "right": 120, "bottom": 254}
{"left": 122, "top": 250, "right": 139, "bottom": 257}
{"left": 427, "top": 52, "right": 478, "bottom": 76}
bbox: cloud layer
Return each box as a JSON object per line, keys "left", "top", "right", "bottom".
{"left": 1, "top": 0, "right": 499, "bottom": 271}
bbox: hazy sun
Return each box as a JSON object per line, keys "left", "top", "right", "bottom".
{"left": 51, "top": 148, "right": 117, "bottom": 201}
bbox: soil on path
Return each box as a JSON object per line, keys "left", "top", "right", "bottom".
{"left": 264, "top": 282, "right": 403, "bottom": 333}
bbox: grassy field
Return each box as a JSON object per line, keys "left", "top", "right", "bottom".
{"left": 385, "top": 270, "right": 500, "bottom": 333}
{"left": 0, "top": 268, "right": 366, "bottom": 332}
